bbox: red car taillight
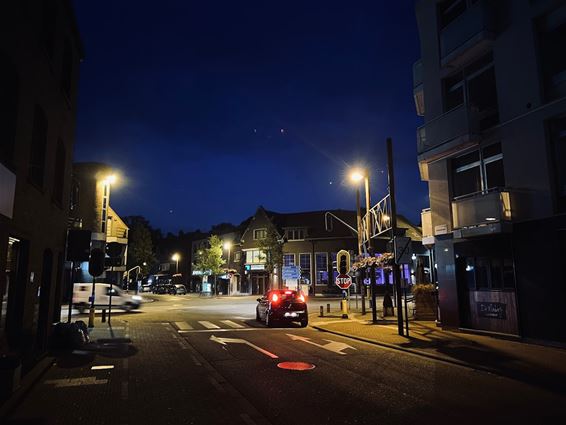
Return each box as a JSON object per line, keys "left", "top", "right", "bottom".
{"left": 271, "top": 293, "right": 279, "bottom": 303}
{"left": 297, "top": 294, "right": 305, "bottom": 303}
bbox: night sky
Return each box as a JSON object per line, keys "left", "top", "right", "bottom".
{"left": 72, "top": 1, "right": 426, "bottom": 233}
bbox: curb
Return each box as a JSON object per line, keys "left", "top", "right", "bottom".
{"left": 0, "top": 356, "right": 54, "bottom": 419}
{"left": 311, "top": 325, "right": 497, "bottom": 375}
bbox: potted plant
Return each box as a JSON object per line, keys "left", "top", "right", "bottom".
{"left": 411, "top": 283, "right": 437, "bottom": 320}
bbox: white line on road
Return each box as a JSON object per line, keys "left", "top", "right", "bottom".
{"left": 199, "top": 321, "right": 221, "bottom": 329}
{"left": 286, "top": 333, "right": 357, "bottom": 355}
{"left": 174, "top": 321, "right": 193, "bottom": 330}
{"left": 178, "top": 327, "right": 288, "bottom": 334}
{"left": 220, "top": 320, "right": 245, "bottom": 329}
{"left": 210, "top": 335, "right": 279, "bottom": 359}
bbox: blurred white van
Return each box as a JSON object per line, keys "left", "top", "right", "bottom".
{"left": 73, "top": 283, "right": 141, "bottom": 313}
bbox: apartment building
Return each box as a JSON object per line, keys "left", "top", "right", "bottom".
{"left": 0, "top": 0, "right": 83, "bottom": 399}
{"left": 415, "top": 0, "right": 566, "bottom": 342}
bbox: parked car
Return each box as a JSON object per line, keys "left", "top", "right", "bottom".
{"left": 169, "top": 284, "right": 187, "bottom": 295}
{"left": 73, "top": 283, "right": 142, "bottom": 313}
{"left": 152, "top": 283, "right": 172, "bottom": 294}
{"left": 256, "top": 289, "right": 308, "bottom": 327}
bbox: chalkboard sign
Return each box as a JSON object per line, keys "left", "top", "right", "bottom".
{"left": 477, "top": 302, "right": 507, "bottom": 320}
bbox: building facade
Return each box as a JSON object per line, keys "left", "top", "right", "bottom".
{"left": 192, "top": 207, "right": 426, "bottom": 296}
{"left": 0, "top": 0, "right": 83, "bottom": 398}
{"left": 415, "top": 0, "right": 566, "bottom": 342}
{"left": 68, "top": 163, "right": 129, "bottom": 287}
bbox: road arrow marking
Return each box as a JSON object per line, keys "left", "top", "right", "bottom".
{"left": 286, "top": 334, "right": 357, "bottom": 355}
{"left": 210, "top": 335, "right": 279, "bottom": 359}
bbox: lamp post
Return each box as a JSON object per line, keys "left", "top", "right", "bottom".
{"left": 223, "top": 241, "right": 232, "bottom": 295}
{"left": 171, "top": 253, "right": 180, "bottom": 274}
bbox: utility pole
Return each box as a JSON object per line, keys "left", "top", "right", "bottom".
{"left": 387, "top": 137, "right": 404, "bottom": 337}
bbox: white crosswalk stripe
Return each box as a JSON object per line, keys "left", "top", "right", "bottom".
{"left": 198, "top": 321, "right": 221, "bottom": 329}
{"left": 174, "top": 321, "right": 193, "bottom": 330}
{"left": 220, "top": 320, "right": 245, "bottom": 329}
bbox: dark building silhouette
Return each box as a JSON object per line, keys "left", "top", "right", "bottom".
{"left": 0, "top": 0, "right": 83, "bottom": 400}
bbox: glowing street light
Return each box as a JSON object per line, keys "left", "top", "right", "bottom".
{"left": 171, "top": 253, "right": 180, "bottom": 274}
{"left": 349, "top": 167, "right": 371, "bottom": 253}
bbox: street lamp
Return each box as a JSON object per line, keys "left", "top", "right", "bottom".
{"left": 349, "top": 168, "right": 371, "bottom": 252}
{"left": 171, "top": 253, "right": 180, "bottom": 274}
{"left": 223, "top": 241, "right": 232, "bottom": 295}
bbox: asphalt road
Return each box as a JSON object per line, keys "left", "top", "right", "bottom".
{"left": 5, "top": 295, "right": 565, "bottom": 425}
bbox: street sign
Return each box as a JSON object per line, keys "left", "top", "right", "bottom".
{"left": 394, "top": 236, "right": 412, "bottom": 264}
{"left": 335, "top": 273, "right": 352, "bottom": 290}
{"left": 282, "top": 265, "right": 300, "bottom": 279}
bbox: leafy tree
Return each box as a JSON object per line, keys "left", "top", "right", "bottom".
{"left": 257, "top": 227, "right": 283, "bottom": 288}
{"left": 128, "top": 221, "right": 157, "bottom": 275}
{"left": 193, "top": 235, "right": 224, "bottom": 293}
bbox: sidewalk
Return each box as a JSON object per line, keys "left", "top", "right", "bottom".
{"left": 310, "top": 308, "right": 566, "bottom": 395}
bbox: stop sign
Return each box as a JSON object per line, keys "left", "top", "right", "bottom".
{"left": 335, "top": 273, "right": 352, "bottom": 290}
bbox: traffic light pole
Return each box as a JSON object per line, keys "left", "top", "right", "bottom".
{"left": 387, "top": 137, "right": 405, "bottom": 337}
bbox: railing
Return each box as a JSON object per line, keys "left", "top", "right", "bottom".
{"left": 452, "top": 189, "right": 511, "bottom": 230}
{"left": 440, "top": 0, "right": 496, "bottom": 63}
{"left": 417, "top": 104, "right": 480, "bottom": 154}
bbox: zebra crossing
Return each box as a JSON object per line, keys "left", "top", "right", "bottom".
{"left": 173, "top": 319, "right": 259, "bottom": 333}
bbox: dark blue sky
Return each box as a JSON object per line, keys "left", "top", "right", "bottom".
{"left": 73, "top": 1, "right": 427, "bottom": 233}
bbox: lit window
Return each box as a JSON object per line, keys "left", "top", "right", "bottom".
{"left": 253, "top": 228, "right": 267, "bottom": 240}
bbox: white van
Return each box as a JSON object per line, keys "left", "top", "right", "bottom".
{"left": 73, "top": 283, "right": 142, "bottom": 313}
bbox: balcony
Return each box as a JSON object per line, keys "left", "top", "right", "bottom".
{"left": 452, "top": 189, "right": 512, "bottom": 236}
{"left": 440, "top": 0, "right": 496, "bottom": 68}
{"left": 421, "top": 208, "right": 434, "bottom": 246}
{"left": 413, "top": 60, "right": 425, "bottom": 116}
{"left": 417, "top": 104, "right": 480, "bottom": 155}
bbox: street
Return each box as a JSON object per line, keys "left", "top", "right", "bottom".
{"left": 5, "top": 296, "right": 565, "bottom": 425}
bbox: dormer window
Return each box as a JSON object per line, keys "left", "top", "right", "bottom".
{"left": 286, "top": 228, "right": 306, "bottom": 241}
{"left": 253, "top": 228, "right": 267, "bottom": 240}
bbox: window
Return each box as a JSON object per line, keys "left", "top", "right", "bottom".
{"left": 253, "top": 228, "right": 267, "bottom": 240}
{"left": 245, "top": 250, "right": 265, "bottom": 264}
{"left": 0, "top": 53, "right": 19, "bottom": 168}
{"left": 52, "top": 139, "right": 66, "bottom": 206}
{"left": 299, "top": 253, "right": 311, "bottom": 282}
{"left": 42, "top": 0, "right": 57, "bottom": 59}
{"left": 442, "top": 53, "right": 499, "bottom": 129}
{"left": 286, "top": 228, "right": 305, "bottom": 241}
{"left": 550, "top": 116, "right": 566, "bottom": 212}
{"left": 452, "top": 143, "right": 505, "bottom": 198}
{"left": 61, "top": 38, "right": 73, "bottom": 99}
{"left": 283, "top": 254, "right": 295, "bottom": 267}
{"left": 463, "top": 256, "right": 515, "bottom": 290}
{"left": 537, "top": 5, "right": 566, "bottom": 101}
{"left": 28, "top": 105, "right": 48, "bottom": 188}
{"left": 315, "top": 253, "right": 328, "bottom": 285}
{"left": 234, "top": 251, "right": 241, "bottom": 262}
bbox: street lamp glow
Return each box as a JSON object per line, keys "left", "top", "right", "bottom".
{"left": 104, "top": 174, "right": 117, "bottom": 185}
{"left": 350, "top": 170, "right": 364, "bottom": 183}
{"left": 171, "top": 253, "right": 180, "bottom": 262}
{"left": 223, "top": 241, "right": 232, "bottom": 250}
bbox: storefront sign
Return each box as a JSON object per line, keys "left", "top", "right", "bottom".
{"left": 250, "top": 264, "right": 265, "bottom": 270}
{"left": 477, "top": 302, "right": 507, "bottom": 320}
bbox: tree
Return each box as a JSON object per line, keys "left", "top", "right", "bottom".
{"left": 193, "top": 235, "right": 224, "bottom": 293}
{"left": 128, "top": 221, "right": 157, "bottom": 275}
{"left": 257, "top": 227, "right": 283, "bottom": 289}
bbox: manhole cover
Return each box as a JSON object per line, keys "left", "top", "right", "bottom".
{"left": 277, "top": 362, "right": 316, "bottom": 371}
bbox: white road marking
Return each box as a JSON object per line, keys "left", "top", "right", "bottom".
{"left": 91, "top": 365, "right": 114, "bottom": 370}
{"left": 210, "top": 335, "right": 279, "bottom": 359}
{"left": 286, "top": 334, "right": 357, "bottom": 355}
{"left": 178, "top": 327, "right": 288, "bottom": 334}
{"left": 45, "top": 377, "right": 108, "bottom": 387}
{"left": 199, "top": 321, "right": 221, "bottom": 329}
{"left": 220, "top": 320, "right": 244, "bottom": 329}
{"left": 174, "top": 321, "right": 193, "bottom": 330}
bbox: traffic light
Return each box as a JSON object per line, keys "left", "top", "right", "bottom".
{"left": 88, "top": 248, "right": 105, "bottom": 277}
{"left": 336, "top": 250, "right": 351, "bottom": 275}
{"left": 106, "top": 242, "right": 125, "bottom": 267}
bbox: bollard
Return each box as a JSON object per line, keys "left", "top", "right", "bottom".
{"left": 101, "top": 309, "right": 106, "bottom": 323}
{"left": 341, "top": 299, "right": 348, "bottom": 319}
{"left": 319, "top": 306, "right": 324, "bottom": 317}
{"left": 326, "top": 303, "right": 330, "bottom": 313}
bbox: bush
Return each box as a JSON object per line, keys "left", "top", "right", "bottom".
{"left": 411, "top": 283, "right": 436, "bottom": 296}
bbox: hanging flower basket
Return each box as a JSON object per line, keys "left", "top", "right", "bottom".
{"left": 351, "top": 252, "right": 394, "bottom": 271}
